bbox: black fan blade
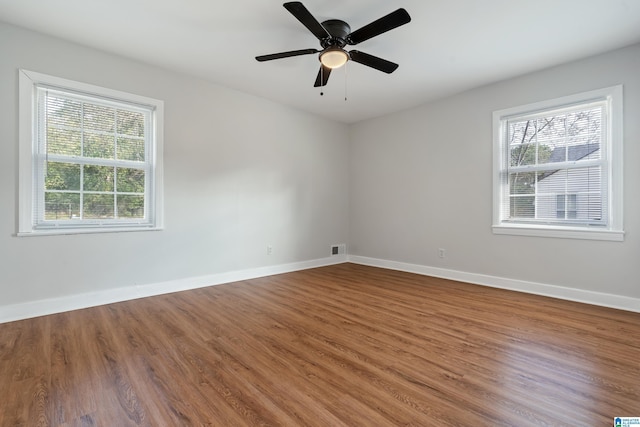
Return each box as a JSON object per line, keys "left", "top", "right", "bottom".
{"left": 349, "top": 50, "right": 399, "bottom": 73}
{"left": 256, "top": 48, "right": 319, "bottom": 62}
{"left": 314, "top": 65, "right": 332, "bottom": 87}
{"left": 283, "top": 2, "right": 330, "bottom": 40}
{"left": 348, "top": 8, "right": 411, "bottom": 45}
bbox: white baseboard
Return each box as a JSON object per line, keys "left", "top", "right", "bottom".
{"left": 3, "top": 253, "right": 638, "bottom": 324}
{"left": 348, "top": 255, "right": 640, "bottom": 313}
{"left": 0, "top": 255, "right": 348, "bottom": 324}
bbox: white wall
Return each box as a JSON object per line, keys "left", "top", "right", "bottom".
{"left": 0, "top": 23, "right": 349, "bottom": 314}
{"left": 349, "top": 43, "right": 640, "bottom": 301}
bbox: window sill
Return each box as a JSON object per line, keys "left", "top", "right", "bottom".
{"left": 16, "top": 226, "right": 163, "bottom": 237}
{"left": 492, "top": 224, "right": 624, "bottom": 241}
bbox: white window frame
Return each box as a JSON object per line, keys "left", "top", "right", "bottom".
{"left": 18, "top": 69, "right": 164, "bottom": 236}
{"left": 492, "top": 86, "right": 623, "bottom": 241}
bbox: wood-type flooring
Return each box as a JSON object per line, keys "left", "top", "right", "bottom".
{"left": 1, "top": 263, "right": 639, "bottom": 426}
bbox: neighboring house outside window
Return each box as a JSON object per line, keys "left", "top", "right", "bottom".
{"left": 18, "top": 70, "right": 164, "bottom": 235}
{"left": 537, "top": 144, "right": 600, "bottom": 221}
{"left": 492, "top": 86, "right": 623, "bottom": 241}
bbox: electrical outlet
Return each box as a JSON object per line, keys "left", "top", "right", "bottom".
{"left": 267, "top": 245, "right": 273, "bottom": 255}
{"left": 438, "top": 248, "right": 446, "bottom": 259}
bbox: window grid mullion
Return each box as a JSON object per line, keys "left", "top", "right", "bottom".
{"left": 113, "top": 166, "right": 118, "bottom": 219}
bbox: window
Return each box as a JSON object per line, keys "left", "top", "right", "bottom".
{"left": 19, "top": 70, "right": 164, "bottom": 235}
{"left": 556, "top": 194, "right": 577, "bottom": 220}
{"left": 493, "top": 86, "right": 623, "bottom": 241}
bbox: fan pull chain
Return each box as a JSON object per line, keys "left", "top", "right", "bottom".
{"left": 344, "top": 61, "right": 348, "bottom": 101}
{"left": 320, "top": 66, "right": 324, "bottom": 96}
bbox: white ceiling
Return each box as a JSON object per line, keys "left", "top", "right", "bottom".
{"left": 2, "top": 0, "right": 640, "bottom": 123}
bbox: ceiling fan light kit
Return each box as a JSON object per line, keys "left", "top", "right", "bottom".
{"left": 320, "top": 48, "right": 349, "bottom": 69}
{"left": 256, "top": 2, "right": 411, "bottom": 88}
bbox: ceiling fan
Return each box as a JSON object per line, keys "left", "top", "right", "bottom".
{"left": 256, "top": 2, "right": 411, "bottom": 88}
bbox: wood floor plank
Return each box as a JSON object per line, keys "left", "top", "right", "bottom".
{"left": 1, "top": 263, "right": 639, "bottom": 426}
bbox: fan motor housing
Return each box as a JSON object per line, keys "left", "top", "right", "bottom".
{"left": 321, "top": 19, "right": 351, "bottom": 47}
